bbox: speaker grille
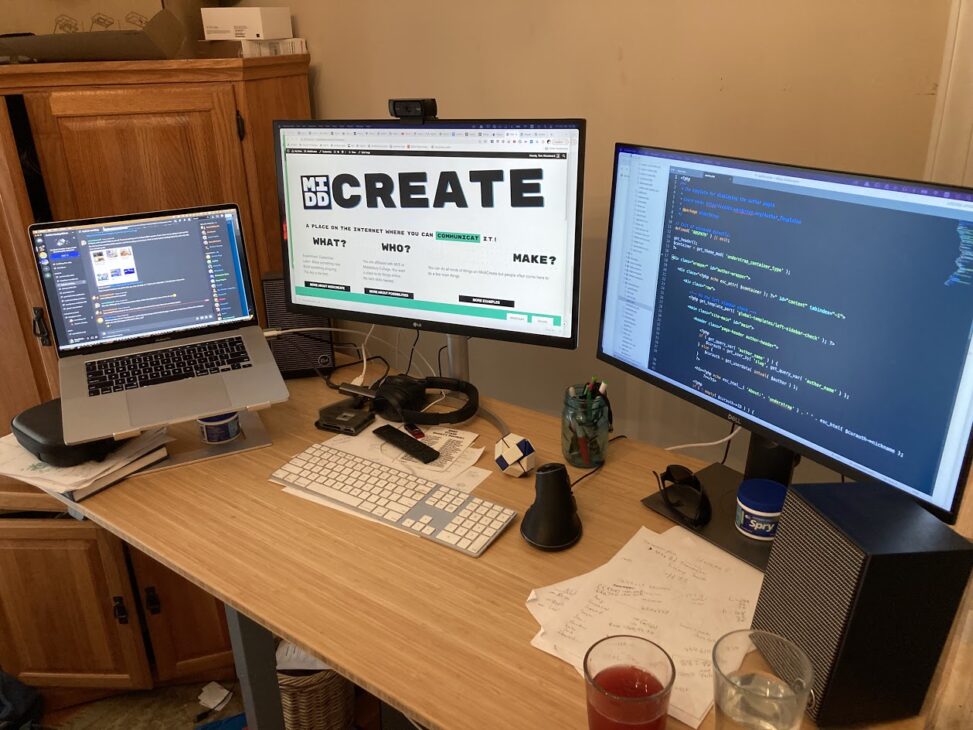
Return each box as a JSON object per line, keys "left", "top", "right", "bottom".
{"left": 262, "top": 274, "right": 335, "bottom": 376}
{"left": 751, "top": 490, "right": 865, "bottom": 719}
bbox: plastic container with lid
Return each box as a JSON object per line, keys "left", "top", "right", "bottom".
{"left": 735, "top": 478, "right": 788, "bottom": 541}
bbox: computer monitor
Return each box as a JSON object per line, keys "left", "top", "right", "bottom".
{"left": 273, "top": 119, "right": 585, "bottom": 378}
{"left": 598, "top": 144, "right": 973, "bottom": 523}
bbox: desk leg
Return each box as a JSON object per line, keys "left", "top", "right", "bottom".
{"left": 225, "top": 606, "right": 284, "bottom": 730}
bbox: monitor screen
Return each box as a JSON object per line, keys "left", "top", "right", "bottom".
{"left": 30, "top": 205, "right": 255, "bottom": 355}
{"left": 274, "top": 120, "right": 585, "bottom": 348}
{"left": 598, "top": 144, "right": 973, "bottom": 521}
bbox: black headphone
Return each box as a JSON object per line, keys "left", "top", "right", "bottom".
{"left": 373, "top": 375, "right": 479, "bottom": 425}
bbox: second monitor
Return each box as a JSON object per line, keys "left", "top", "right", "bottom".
{"left": 273, "top": 119, "right": 585, "bottom": 378}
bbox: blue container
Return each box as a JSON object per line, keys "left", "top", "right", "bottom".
{"left": 197, "top": 412, "right": 241, "bottom": 444}
{"left": 735, "top": 478, "right": 788, "bottom": 541}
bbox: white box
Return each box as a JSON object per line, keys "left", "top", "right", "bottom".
{"left": 201, "top": 7, "right": 292, "bottom": 40}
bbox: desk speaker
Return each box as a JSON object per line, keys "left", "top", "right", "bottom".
{"left": 751, "top": 482, "right": 972, "bottom": 725}
{"left": 261, "top": 273, "right": 334, "bottom": 377}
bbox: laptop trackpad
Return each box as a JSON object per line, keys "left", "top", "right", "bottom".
{"left": 127, "top": 377, "right": 232, "bottom": 428}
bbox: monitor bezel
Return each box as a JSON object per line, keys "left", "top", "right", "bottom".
{"left": 596, "top": 142, "right": 973, "bottom": 523}
{"left": 273, "top": 118, "right": 586, "bottom": 350}
{"left": 29, "top": 203, "right": 257, "bottom": 358}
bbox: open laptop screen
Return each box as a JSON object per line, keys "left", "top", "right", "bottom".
{"left": 31, "top": 205, "right": 255, "bottom": 354}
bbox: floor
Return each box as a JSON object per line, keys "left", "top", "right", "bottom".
{"left": 42, "top": 683, "right": 244, "bottom": 730}
{"left": 42, "top": 683, "right": 382, "bottom": 730}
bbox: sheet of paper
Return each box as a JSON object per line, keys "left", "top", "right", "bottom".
{"left": 276, "top": 640, "right": 331, "bottom": 671}
{"left": 326, "top": 419, "right": 485, "bottom": 490}
{"left": 198, "top": 681, "right": 231, "bottom": 710}
{"left": 526, "top": 526, "right": 763, "bottom": 728}
{"left": 396, "top": 426, "right": 478, "bottom": 471}
{"left": 0, "top": 429, "right": 170, "bottom": 492}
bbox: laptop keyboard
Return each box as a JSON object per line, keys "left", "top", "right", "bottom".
{"left": 85, "top": 336, "right": 251, "bottom": 396}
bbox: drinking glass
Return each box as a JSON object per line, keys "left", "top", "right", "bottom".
{"left": 584, "top": 635, "right": 675, "bottom": 730}
{"left": 712, "top": 629, "right": 813, "bottom": 730}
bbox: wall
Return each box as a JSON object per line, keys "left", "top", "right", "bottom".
{"left": 253, "top": 1, "right": 949, "bottom": 474}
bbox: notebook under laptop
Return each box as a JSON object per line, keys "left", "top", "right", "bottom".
{"left": 31, "top": 204, "right": 289, "bottom": 444}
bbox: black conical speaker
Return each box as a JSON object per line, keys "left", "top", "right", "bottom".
{"left": 520, "top": 463, "right": 582, "bottom": 551}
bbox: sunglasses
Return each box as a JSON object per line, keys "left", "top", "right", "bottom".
{"left": 652, "top": 464, "right": 712, "bottom": 529}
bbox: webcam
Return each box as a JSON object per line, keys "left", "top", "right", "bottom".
{"left": 388, "top": 98, "right": 438, "bottom": 121}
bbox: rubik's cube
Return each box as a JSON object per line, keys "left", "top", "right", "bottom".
{"left": 494, "top": 433, "right": 536, "bottom": 477}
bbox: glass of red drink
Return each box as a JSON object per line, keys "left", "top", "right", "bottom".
{"left": 584, "top": 635, "right": 675, "bottom": 730}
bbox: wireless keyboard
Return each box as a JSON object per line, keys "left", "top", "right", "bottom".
{"left": 271, "top": 443, "right": 517, "bottom": 557}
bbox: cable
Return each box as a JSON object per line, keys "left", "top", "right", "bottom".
{"left": 437, "top": 344, "right": 448, "bottom": 377}
{"left": 720, "top": 422, "right": 736, "bottom": 465}
{"left": 435, "top": 335, "right": 470, "bottom": 377}
{"left": 421, "top": 391, "right": 448, "bottom": 412}
{"left": 664, "top": 426, "right": 741, "bottom": 453}
{"left": 354, "top": 324, "right": 375, "bottom": 386}
{"left": 405, "top": 328, "right": 421, "bottom": 376}
{"left": 571, "top": 435, "right": 627, "bottom": 487}
{"left": 324, "top": 355, "right": 390, "bottom": 391}
{"left": 266, "top": 326, "right": 437, "bottom": 377}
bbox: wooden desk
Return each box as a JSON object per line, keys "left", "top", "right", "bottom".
{"left": 63, "top": 378, "right": 965, "bottom": 729}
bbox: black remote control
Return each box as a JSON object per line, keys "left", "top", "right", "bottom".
{"left": 373, "top": 425, "right": 441, "bottom": 464}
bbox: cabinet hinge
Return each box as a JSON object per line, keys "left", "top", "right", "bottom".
{"left": 145, "top": 586, "right": 162, "bottom": 615}
{"left": 32, "top": 307, "right": 51, "bottom": 346}
{"left": 112, "top": 596, "right": 129, "bottom": 624}
{"left": 236, "top": 110, "right": 245, "bottom": 141}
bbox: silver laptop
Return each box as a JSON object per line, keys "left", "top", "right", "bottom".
{"left": 31, "top": 204, "right": 289, "bottom": 444}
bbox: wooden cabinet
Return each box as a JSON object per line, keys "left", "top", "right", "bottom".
{"left": 0, "top": 519, "right": 151, "bottom": 690}
{"left": 129, "top": 547, "right": 233, "bottom": 683}
{"left": 0, "top": 57, "right": 312, "bottom": 434}
{"left": 0, "top": 488, "right": 235, "bottom": 704}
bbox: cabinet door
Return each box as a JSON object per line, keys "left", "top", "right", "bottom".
{"left": 0, "top": 520, "right": 152, "bottom": 689}
{"left": 129, "top": 547, "right": 234, "bottom": 682}
{"left": 0, "top": 102, "right": 58, "bottom": 425}
{"left": 25, "top": 83, "right": 263, "bottom": 317}
{"left": 25, "top": 84, "right": 253, "bottom": 219}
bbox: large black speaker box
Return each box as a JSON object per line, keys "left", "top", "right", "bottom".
{"left": 751, "top": 482, "right": 972, "bottom": 726}
{"left": 261, "top": 273, "right": 335, "bottom": 378}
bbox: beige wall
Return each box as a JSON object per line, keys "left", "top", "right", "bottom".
{"left": 250, "top": 0, "right": 948, "bottom": 475}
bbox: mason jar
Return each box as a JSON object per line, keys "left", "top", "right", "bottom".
{"left": 561, "top": 384, "right": 610, "bottom": 468}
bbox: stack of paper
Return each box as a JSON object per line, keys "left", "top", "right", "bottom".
{"left": 527, "top": 526, "right": 763, "bottom": 728}
{"left": 0, "top": 429, "right": 169, "bottom": 502}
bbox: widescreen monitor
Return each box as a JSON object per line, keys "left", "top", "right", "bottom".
{"left": 273, "top": 119, "right": 585, "bottom": 352}
{"left": 598, "top": 144, "right": 973, "bottom": 522}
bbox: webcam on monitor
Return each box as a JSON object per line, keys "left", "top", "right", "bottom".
{"left": 388, "top": 98, "right": 437, "bottom": 121}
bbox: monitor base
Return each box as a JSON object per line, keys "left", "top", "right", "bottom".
{"left": 141, "top": 410, "right": 272, "bottom": 473}
{"left": 642, "top": 462, "right": 772, "bottom": 571}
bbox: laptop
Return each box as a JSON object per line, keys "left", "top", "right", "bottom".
{"left": 30, "top": 204, "right": 289, "bottom": 444}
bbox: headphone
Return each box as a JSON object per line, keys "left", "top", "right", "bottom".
{"left": 373, "top": 375, "right": 479, "bottom": 425}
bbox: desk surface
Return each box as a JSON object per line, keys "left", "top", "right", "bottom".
{"left": 66, "top": 378, "right": 960, "bottom": 730}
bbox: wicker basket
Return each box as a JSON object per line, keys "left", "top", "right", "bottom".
{"left": 277, "top": 668, "right": 355, "bottom": 730}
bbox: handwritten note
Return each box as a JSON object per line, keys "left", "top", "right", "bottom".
{"left": 527, "top": 526, "right": 763, "bottom": 728}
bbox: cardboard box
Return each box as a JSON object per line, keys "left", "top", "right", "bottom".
{"left": 201, "top": 7, "right": 292, "bottom": 41}
{"left": 0, "top": 9, "right": 185, "bottom": 62}
{"left": 0, "top": 1, "right": 162, "bottom": 36}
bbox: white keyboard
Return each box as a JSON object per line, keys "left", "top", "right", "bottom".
{"left": 271, "top": 443, "right": 517, "bottom": 557}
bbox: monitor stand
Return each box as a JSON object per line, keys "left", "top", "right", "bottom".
{"left": 445, "top": 334, "right": 470, "bottom": 381}
{"left": 641, "top": 433, "right": 799, "bottom": 571}
{"left": 141, "top": 410, "right": 272, "bottom": 473}
{"left": 642, "top": 463, "right": 772, "bottom": 570}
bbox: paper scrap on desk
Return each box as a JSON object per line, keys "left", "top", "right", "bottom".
{"left": 327, "top": 419, "right": 485, "bottom": 490}
{"left": 526, "top": 526, "right": 763, "bottom": 728}
{"left": 0, "top": 429, "right": 170, "bottom": 492}
{"left": 198, "top": 681, "right": 232, "bottom": 711}
{"left": 397, "top": 426, "right": 477, "bottom": 471}
{"left": 276, "top": 640, "right": 331, "bottom": 671}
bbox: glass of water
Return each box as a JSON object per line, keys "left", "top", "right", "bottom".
{"left": 712, "top": 629, "right": 813, "bottom": 730}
